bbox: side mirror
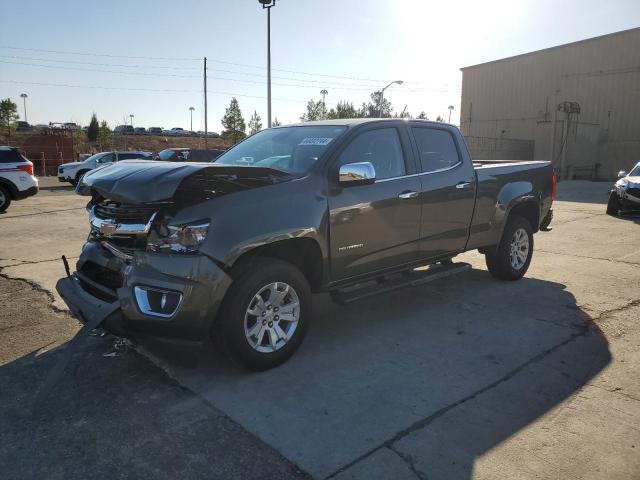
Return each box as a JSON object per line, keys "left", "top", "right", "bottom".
{"left": 618, "top": 170, "right": 628, "bottom": 178}
{"left": 339, "top": 162, "right": 376, "bottom": 186}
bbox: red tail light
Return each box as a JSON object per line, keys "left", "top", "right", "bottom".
{"left": 552, "top": 173, "right": 557, "bottom": 201}
{"left": 18, "top": 164, "right": 34, "bottom": 176}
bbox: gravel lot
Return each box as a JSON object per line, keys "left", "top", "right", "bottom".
{"left": 1, "top": 178, "right": 638, "bottom": 479}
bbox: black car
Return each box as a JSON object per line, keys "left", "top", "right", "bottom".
{"left": 156, "top": 148, "right": 225, "bottom": 162}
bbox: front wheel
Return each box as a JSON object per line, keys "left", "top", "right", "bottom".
{"left": 0, "top": 185, "right": 11, "bottom": 213}
{"left": 606, "top": 192, "right": 621, "bottom": 216}
{"left": 214, "top": 258, "right": 311, "bottom": 370}
{"left": 484, "top": 215, "right": 534, "bottom": 281}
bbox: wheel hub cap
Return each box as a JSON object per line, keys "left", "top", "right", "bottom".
{"left": 244, "top": 281, "right": 300, "bottom": 353}
{"left": 509, "top": 228, "right": 529, "bottom": 270}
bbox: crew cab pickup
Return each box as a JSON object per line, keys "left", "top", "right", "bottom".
{"left": 57, "top": 119, "right": 554, "bottom": 370}
{"left": 0, "top": 146, "right": 38, "bottom": 212}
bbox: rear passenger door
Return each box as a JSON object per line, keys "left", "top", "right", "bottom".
{"left": 328, "top": 126, "right": 422, "bottom": 280}
{"left": 410, "top": 126, "right": 476, "bottom": 259}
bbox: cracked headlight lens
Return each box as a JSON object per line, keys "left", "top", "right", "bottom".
{"left": 147, "top": 221, "right": 210, "bottom": 254}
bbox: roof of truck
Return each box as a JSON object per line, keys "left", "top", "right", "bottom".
{"left": 283, "top": 118, "right": 457, "bottom": 128}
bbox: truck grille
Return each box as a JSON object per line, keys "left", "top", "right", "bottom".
{"left": 626, "top": 187, "right": 640, "bottom": 198}
{"left": 80, "top": 261, "right": 123, "bottom": 290}
{"left": 95, "top": 201, "right": 159, "bottom": 223}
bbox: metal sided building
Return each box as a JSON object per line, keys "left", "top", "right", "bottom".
{"left": 460, "top": 27, "right": 640, "bottom": 180}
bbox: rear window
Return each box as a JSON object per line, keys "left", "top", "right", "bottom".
{"left": 0, "top": 149, "right": 27, "bottom": 163}
{"left": 412, "top": 127, "right": 461, "bottom": 173}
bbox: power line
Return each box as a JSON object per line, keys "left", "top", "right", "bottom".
{"left": 0, "top": 45, "right": 461, "bottom": 88}
{"left": 0, "top": 59, "right": 460, "bottom": 92}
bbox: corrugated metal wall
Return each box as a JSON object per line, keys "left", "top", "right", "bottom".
{"left": 460, "top": 28, "right": 640, "bottom": 179}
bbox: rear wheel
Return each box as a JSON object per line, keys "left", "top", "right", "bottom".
{"left": 214, "top": 258, "right": 311, "bottom": 370}
{"left": 606, "top": 192, "right": 621, "bottom": 216}
{"left": 484, "top": 215, "right": 534, "bottom": 281}
{"left": 0, "top": 185, "right": 11, "bottom": 212}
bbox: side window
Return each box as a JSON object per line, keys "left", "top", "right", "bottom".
{"left": 338, "top": 128, "right": 405, "bottom": 180}
{"left": 98, "top": 153, "right": 115, "bottom": 164}
{"left": 119, "top": 153, "right": 141, "bottom": 160}
{"left": 412, "top": 128, "right": 460, "bottom": 173}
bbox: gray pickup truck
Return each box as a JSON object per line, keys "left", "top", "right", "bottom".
{"left": 57, "top": 119, "right": 554, "bottom": 370}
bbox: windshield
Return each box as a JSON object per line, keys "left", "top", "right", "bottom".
{"left": 84, "top": 152, "right": 107, "bottom": 163}
{"left": 158, "top": 149, "right": 178, "bottom": 161}
{"left": 629, "top": 164, "right": 640, "bottom": 176}
{"left": 215, "top": 126, "right": 346, "bottom": 174}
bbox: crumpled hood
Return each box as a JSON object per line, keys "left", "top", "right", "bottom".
{"left": 77, "top": 160, "right": 292, "bottom": 204}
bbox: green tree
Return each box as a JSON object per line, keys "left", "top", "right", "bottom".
{"left": 300, "top": 99, "right": 324, "bottom": 121}
{"left": 221, "top": 97, "right": 246, "bottom": 144}
{"left": 0, "top": 98, "right": 19, "bottom": 140}
{"left": 436, "top": 115, "right": 444, "bottom": 122}
{"left": 97, "top": 120, "right": 112, "bottom": 149}
{"left": 416, "top": 111, "right": 428, "bottom": 120}
{"left": 327, "top": 101, "right": 359, "bottom": 120}
{"left": 87, "top": 113, "right": 99, "bottom": 141}
{"left": 272, "top": 117, "right": 282, "bottom": 127}
{"left": 248, "top": 110, "right": 262, "bottom": 135}
{"left": 362, "top": 91, "right": 393, "bottom": 118}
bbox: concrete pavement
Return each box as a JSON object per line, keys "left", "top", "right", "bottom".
{"left": 1, "top": 181, "right": 638, "bottom": 479}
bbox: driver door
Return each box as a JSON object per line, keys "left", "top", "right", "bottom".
{"left": 328, "top": 126, "right": 422, "bottom": 281}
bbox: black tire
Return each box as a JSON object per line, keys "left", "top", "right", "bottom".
{"left": 606, "top": 192, "right": 621, "bottom": 216}
{"left": 214, "top": 257, "right": 312, "bottom": 371}
{"left": 484, "top": 215, "right": 534, "bottom": 281}
{"left": 0, "top": 185, "right": 11, "bottom": 213}
{"left": 74, "top": 170, "right": 89, "bottom": 186}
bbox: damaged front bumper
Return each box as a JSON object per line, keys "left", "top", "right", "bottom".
{"left": 56, "top": 241, "right": 233, "bottom": 341}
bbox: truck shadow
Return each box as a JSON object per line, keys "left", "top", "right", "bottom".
{"left": 139, "top": 268, "right": 611, "bottom": 479}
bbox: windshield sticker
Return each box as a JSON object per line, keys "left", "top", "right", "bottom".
{"left": 299, "top": 137, "right": 334, "bottom": 146}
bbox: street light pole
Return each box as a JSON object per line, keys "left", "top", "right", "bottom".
{"left": 379, "top": 80, "right": 403, "bottom": 117}
{"left": 189, "top": 106, "right": 195, "bottom": 131}
{"left": 129, "top": 114, "right": 134, "bottom": 127}
{"left": 320, "top": 89, "right": 328, "bottom": 119}
{"left": 259, "top": 0, "right": 276, "bottom": 128}
{"left": 448, "top": 105, "right": 454, "bottom": 123}
{"left": 20, "top": 93, "right": 28, "bottom": 122}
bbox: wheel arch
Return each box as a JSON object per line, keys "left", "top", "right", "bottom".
{"left": 230, "top": 237, "right": 325, "bottom": 293}
{"left": 0, "top": 178, "right": 19, "bottom": 198}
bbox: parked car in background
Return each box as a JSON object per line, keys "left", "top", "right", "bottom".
{"left": 607, "top": 162, "right": 640, "bottom": 215}
{"left": 148, "top": 127, "right": 163, "bottom": 135}
{"left": 63, "top": 122, "right": 81, "bottom": 130}
{"left": 15, "top": 121, "right": 32, "bottom": 132}
{"left": 0, "top": 146, "right": 38, "bottom": 212}
{"left": 156, "top": 148, "right": 225, "bottom": 162}
{"left": 134, "top": 127, "right": 147, "bottom": 135}
{"left": 114, "top": 125, "right": 134, "bottom": 135}
{"left": 33, "top": 124, "right": 50, "bottom": 131}
{"left": 58, "top": 150, "right": 153, "bottom": 186}
{"left": 58, "top": 119, "right": 555, "bottom": 370}
{"left": 167, "top": 127, "right": 186, "bottom": 136}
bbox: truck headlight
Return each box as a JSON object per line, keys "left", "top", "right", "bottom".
{"left": 147, "top": 221, "right": 210, "bottom": 254}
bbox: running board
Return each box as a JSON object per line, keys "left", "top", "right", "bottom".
{"left": 330, "top": 262, "right": 471, "bottom": 305}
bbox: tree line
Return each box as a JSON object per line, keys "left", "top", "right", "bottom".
{"left": 220, "top": 90, "right": 443, "bottom": 145}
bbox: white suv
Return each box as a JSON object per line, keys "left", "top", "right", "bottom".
{"left": 0, "top": 146, "right": 38, "bottom": 212}
{"left": 58, "top": 151, "right": 153, "bottom": 186}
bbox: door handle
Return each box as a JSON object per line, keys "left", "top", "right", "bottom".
{"left": 456, "top": 181, "right": 472, "bottom": 189}
{"left": 398, "top": 191, "right": 419, "bottom": 199}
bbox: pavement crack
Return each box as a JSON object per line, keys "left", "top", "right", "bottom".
{"left": 325, "top": 326, "right": 591, "bottom": 479}
{"left": 386, "top": 445, "right": 428, "bottom": 480}
{"left": 536, "top": 249, "right": 639, "bottom": 266}
{"left": 0, "top": 271, "right": 71, "bottom": 315}
{"left": 0, "top": 207, "right": 85, "bottom": 220}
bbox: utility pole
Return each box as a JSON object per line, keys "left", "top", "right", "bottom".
{"left": 204, "top": 57, "right": 208, "bottom": 148}
{"left": 320, "top": 89, "right": 328, "bottom": 119}
{"left": 448, "top": 105, "right": 454, "bottom": 123}
{"left": 20, "top": 93, "right": 28, "bottom": 122}
{"left": 129, "top": 114, "right": 134, "bottom": 127}
{"left": 189, "top": 106, "right": 195, "bottom": 131}
{"left": 259, "top": 0, "right": 276, "bottom": 128}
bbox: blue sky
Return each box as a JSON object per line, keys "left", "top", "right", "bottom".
{"left": 1, "top": 0, "right": 638, "bottom": 131}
